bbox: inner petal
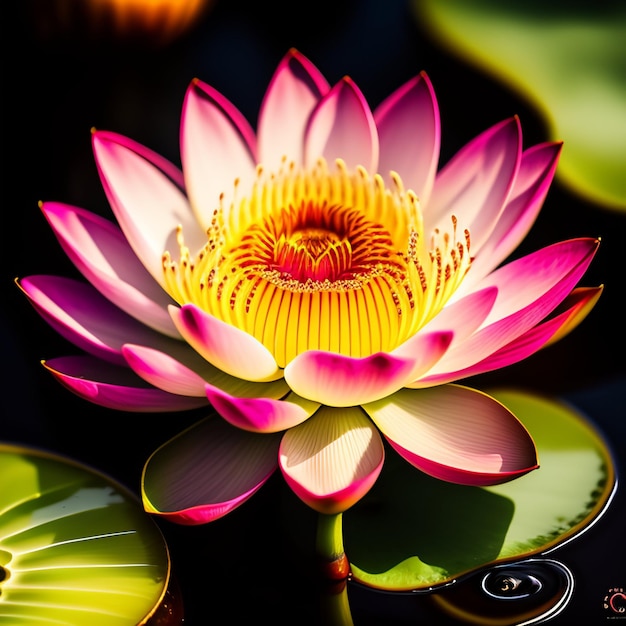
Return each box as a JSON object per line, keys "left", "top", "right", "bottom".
{"left": 163, "top": 159, "right": 471, "bottom": 368}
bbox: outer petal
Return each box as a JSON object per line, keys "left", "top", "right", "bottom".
{"left": 279, "top": 406, "right": 385, "bottom": 515}
{"left": 41, "top": 201, "right": 180, "bottom": 338}
{"left": 17, "top": 275, "right": 175, "bottom": 367}
{"left": 422, "top": 238, "right": 599, "bottom": 379}
{"left": 374, "top": 72, "right": 440, "bottom": 205}
{"left": 180, "top": 78, "right": 257, "bottom": 230}
{"left": 420, "top": 286, "right": 603, "bottom": 385}
{"left": 284, "top": 331, "right": 453, "bottom": 407}
{"left": 92, "top": 130, "right": 207, "bottom": 286}
{"left": 426, "top": 117, "right": 521, "bottom": 253}
{"left": 169, "top": 304, "right": 281, "bottom": 382}
{"left": 304, "top": 77, "right": 379, "bottom": 173}
{"left": 257, "top": 48, "right": 330, "bottom": 171}
{"left": 364, "top": 385, "right": 538, "bottom": 486}
{"left": 122, "top": 343, "right": 290, "bottom": 398}
{"left": 43, "top": 356, "right": 208, "bottom": 412}
{"left": 204, "top": 385, "right": 319, "bottom": 433}
{"left": 457, "top": 142, "right": 563, "bottom": 293}
{"left": 142, "top": 417, "right": 281, "bottom": 524}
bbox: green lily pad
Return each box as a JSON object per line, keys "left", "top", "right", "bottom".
{"left": 346, "top": 388, "right": 615, "bottom": 590}
{"left": 414, "top": 0, "right": 626, "bottom": 211}
{"left": 0, "top": 444, "right": 172, "bottom": 625}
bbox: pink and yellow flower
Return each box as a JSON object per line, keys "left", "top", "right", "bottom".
{"left": 17, "top": 49, "right": 601, "bottom": 522}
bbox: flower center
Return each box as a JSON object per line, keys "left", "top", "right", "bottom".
{"left": 275, "top": 226, "right": 349, "bottom": 282}
{"left": 164, "top": 159, "right": 471, "bottom": 368}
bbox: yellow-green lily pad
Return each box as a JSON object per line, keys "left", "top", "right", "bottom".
{"left": 414, "top": 0, "right": 626, "bottom": 211}
{"left": 346, "top": 389, "right": 615, "bottom": 590}
{"left": 0, "top": 444, "right": 172, "bottom": 625}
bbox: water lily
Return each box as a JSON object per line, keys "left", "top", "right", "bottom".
{"left": 17, "top": 49, "right": 601, "bottom": 530}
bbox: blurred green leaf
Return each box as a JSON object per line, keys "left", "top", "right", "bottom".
{"left": 0, "top": 444, "right": 170, "bottom": 625}
{"left": 415, "top": 0, "right": 626, "bottom": 211}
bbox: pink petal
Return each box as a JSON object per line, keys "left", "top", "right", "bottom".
{"left": 304, "top": 77, "right": 379, "bottom": 173}
{"left": 122, "top": 343, "right": 291, "bottom": 398}
{"left": 279, "top": 406, "right": 385, "bottom": 514}
{"left": 257, "top": 48, "right": 330, "bottom": 171}
{"left": 204, "top": 385, "right": 319, "bottom": 433}
{"left": 420, "top": 287, "right": 498, "bottom": 344}
{"left": 364, "top": 386, "right": 538, "bottom": 486}
{"left": 458, "top": 142, "right": 562, "bottom": 291}
{"left": 43, "top": 355, "right": 208, "bottom": 412}
{"left": 423, "top": 286, "right": 603, "bottom": 384}
{"left": 419, "top": 238, "right": 599, "bottom": 380}
{"left": 374, "top": 72, "right": 440, "bottom": 205}
{"left": 17, "top": 275, "right": 170, "bottom": 366}
{"left": 180, "top": 79, "right": 257, "bottom": 230}
{"left": 142, "top": 416, "right": 281, "bottom": 524}
{"left": 170, "top": 304, "right": 281, "bottom": 382}
{"left": 284, "top": 331, "right": 452, "bottom": 407}
{"left": 41, "top": 201, "right": 180, "bottom": 338}
{"left": 427, "top": 117, "right": 521, "bottom": 252}
{"left": 93, "top": 131, "right": 207, "bottom": 285}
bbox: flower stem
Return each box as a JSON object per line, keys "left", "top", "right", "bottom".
{"left": 316, "top": 512, "right": 349, "bottom": 580}
{"left": 316, "top": 512, "right": 354, "bottom": 625}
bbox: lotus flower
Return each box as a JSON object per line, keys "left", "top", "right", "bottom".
{"left": 17, "top": 49, "right": 601, "bottom": 523}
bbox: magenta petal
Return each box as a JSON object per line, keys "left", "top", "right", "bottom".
{"left": 41, "top": 201, "right": 179, "bottom": 338}
{"left": 17, "top": 275, "right": 168, "bottom": 366}
{"left": 422, "top": 238, "right": 599, "bottom": 381}
{"left": 170, "top": 303, "right": 281, "bottom": 381}
{"left": 122, "top": 343, "right": 211, "bottom": 396}
{"left": 204, "top": 384, "right": 318, "bottom": 433}
{"left": 279, "top": 406, "right": 385, "bottom": 514}
{"left": 43, "top": 355, "right": 208, "bottom": 412}
{"left": 461, "top": 142, "right": 563, "bottom": 289}
{"left": 142, "top": 417, "right": 281, "bottom": 524}
{"left": 285, "top": 351, "right": 414, "bottom": 407}
{"left": 364, "top": 386, "right": 538, "bottom": 486}
{"left": 374, "top": 72, "right": 440, "bottom": 205}
{"left": 92, "top": 130, "right": 206, "bottom": 283}
{"left": 304, "top": 77, "right": 379, "bottom": 173}
{"left": 180, "top": 78, "right": 257, "bottom": 230}
{"left": 257, "top": 48, "right": 329, "bottom": 171}
{"left": 427, "top": 117, "right": 521, "bottom": 251}
{"left": 427, "top": 286, "right": 603, "bottom": 383}
{"left": 285, "top": 331, "right": 452, "bottom": 406}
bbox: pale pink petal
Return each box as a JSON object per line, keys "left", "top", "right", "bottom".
{"left": 257, "top": 48, "right": 329, "bottom": 171}
{"left": 17, "top": 275, "right": 170, "bottom": 366}
{"left": 418, "top": 238, "right": 599, "bottom": 379}
{"left": 204, "top": 385, "right": 319, "bottom": 433}
{"left": 364, "top": 386, "right": 538, "bottom": 486}
{"left": 426, "top": 117, "right": 521, "bottom": 252}
{"left": 169, "top": 303, "right": 281, "bottom": 382}
{"left": 420, "top": 287, "right": 497, "bottom": 344}
{"left": 180, "top": 79, "right": 257, "bottom": 230}
{"left": 284, "top": 331, "right": 451, "bottom": 407}
{"left": 92, "top": 130, "right": 207, "bottom": 285}
{"left": 458, "top": 142, "right": 562, "bottom": 292}
{"left": 374, "top": 72, "right": 440, "bottom": 205}
{"left": 43, "top": 356, "right": 208, "bottom": 412}
{"left": 122, "top": 343, "right": 290, "bottom": 398}
{"left": 421, "top": 286, "right": 603, "bottom": 384}
{"left": 304, "top": 77, "right": 379, "bottom": 173}
{"left": 279, "top": 406, "right": 385, "bottom": 514}
{"left": 41, "top": 202, "right": 180, "bottom": 338}
{"left": 142, "top": 417, "right": 281, "bottom": 524}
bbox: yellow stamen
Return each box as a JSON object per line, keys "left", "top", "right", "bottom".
{"left": 163, "top": 159, "right": 472, "bottom": 368}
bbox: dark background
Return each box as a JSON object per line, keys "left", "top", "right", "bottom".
{"left": 2, "top": 1, "right": 624, "bottom": 624}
